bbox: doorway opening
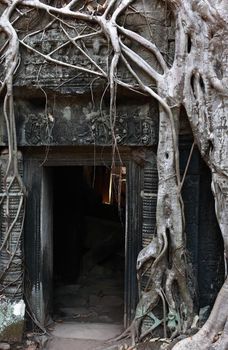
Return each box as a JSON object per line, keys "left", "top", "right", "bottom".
{"left": 52, "top": 165, "right": 126, "bottom": 324}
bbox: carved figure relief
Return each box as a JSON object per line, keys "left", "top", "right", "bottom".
{"left": 23, "top": 103, "right": 158, "bottom": 146}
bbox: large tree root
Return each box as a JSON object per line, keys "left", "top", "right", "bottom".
{"left": 173, "top": 173, "right": 228, "bottom": 350}
{"left": 0, "top": 0, "right": 228, "bottom": 348}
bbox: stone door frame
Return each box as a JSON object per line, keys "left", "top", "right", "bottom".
{"left": 23, "top": 146, "right": 144, "bottom": 327}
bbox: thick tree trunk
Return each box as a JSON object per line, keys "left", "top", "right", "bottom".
{"left": 0, "top": 0, "right": 228, "bottom": 348}
{"left": 171, "top": 2, "right": 228, "bottom": 348}
{"left": 156, "top": 105, "right": 194, "bottom": 333}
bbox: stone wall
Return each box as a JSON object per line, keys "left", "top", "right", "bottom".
{"left": 0, "top": 1, "right": 174, "bottom": 148}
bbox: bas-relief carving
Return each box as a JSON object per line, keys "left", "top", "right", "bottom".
{"left": 23, "top": 102, "right": 158, "bottom": 146}
{"left": 24, "top": 113, "right": 55, "bottom": 145}
{"left": 15, "top": 28, "right": 108, "bottom": 94}
{"left": 11, "top": 2, "right": 170, "bottom": 146}
{"left": 14, "top": 2, "right": 174, "bottom": 93}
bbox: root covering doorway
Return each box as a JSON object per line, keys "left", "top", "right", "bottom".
{"left": 52, "top": 166, "right": 125, "bottom": 324}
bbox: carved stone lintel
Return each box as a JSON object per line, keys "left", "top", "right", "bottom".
{"left": 22, "top": 103, "right": 158, "bottom": 146}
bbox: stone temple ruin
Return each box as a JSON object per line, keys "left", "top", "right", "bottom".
{"left": 0, "top": 0, "right": 224, "bottom": 344}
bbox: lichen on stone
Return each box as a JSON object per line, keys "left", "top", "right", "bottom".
{"left": 0, "top": 297, "right": 25, "bottom": 342}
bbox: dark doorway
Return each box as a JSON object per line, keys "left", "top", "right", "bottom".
{"left": 52, "top": 166, "right": 126, "bottom": 324}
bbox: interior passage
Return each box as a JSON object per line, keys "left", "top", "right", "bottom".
{"left": 52, "top": 165, "right": 126, "bottom": 324}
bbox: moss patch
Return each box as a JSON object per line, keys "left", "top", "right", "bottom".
{"left": 0, "top": 320, "right": 24, "bottom": 342}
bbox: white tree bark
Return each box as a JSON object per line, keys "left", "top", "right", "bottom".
{"left": 0, "top": 0, "right": 227, "bottom": 348}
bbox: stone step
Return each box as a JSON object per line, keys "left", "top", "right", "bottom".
{"left": 44, "top": 338, "right": 104, "bottom": 350}
{"left": 44, "top": 322, "right": 124, "bottom": 350}
{"left": 51, "top": 322, "right": 123, "bottom": 341}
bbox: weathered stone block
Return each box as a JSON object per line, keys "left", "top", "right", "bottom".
{"left": 0, "top": 299, "right": 25, "bottom": 343}
{"left": 0, "top": 343, "right": 10, "bottom": 350}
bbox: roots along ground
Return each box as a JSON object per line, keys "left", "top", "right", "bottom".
{"left": 0, "top": 0, "right": 227, "bottom": 349}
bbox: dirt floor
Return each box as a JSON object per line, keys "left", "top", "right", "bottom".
{"left": 43, "top": 321, "right": 127, "bottom": 350}
{"left": 5, "top": 326, "right": 176, "bottom": 350}
{"left": 43, "top": 334, "right": 171, "bottom": 350}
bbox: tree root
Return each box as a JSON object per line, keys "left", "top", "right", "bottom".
{"left": 0, "top": 1, "right": 228, "bottom": 349}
